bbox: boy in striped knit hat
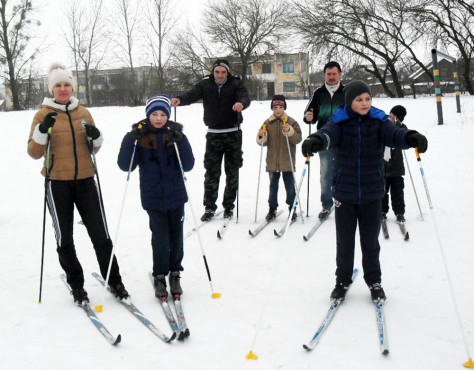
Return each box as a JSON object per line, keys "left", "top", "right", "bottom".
{"left": 118, "top": 94, "right": 195, "bottom": 299}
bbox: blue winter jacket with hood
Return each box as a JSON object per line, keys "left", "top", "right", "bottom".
{"left": 117, "top": 120, "right": 195, "bottom": 211}
{"left": 309, "top": 105, "right": 413, "bottom": 204}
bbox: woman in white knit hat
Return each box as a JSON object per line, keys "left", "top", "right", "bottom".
{"left": 27, "top": 63, "right": 130, "bottom": 305}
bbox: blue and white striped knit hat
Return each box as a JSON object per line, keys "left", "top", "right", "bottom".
{"left": 145, "top": 94, "right": 171, "bottom": 119}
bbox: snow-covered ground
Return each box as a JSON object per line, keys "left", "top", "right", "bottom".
{"left": 1, "top": 94, "right": 473, "bottom": 370}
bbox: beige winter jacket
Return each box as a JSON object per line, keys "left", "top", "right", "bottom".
{"left": 27, "top": 97, "right": 102, "bottom": 180}
{"left": 256, "top": 113, "right": 302, "bottom": 172}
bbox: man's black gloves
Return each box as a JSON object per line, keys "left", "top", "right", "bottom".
{"left": 129, "top": 121, "right": 149, "bottom": 140}
{"left": 39, "top": 112, "right": 57, "bottom": 133}
{"left": 406, "top": 131, "right": 428, "bottom": 153}
{"left": 84, "top": 124, "right": 100, "bottom": 140}
{"left": 301, "top": 136, "right": 323, "bottom": 157}
{"left": 167, "top": 123, "right": 184, "bottom": 143}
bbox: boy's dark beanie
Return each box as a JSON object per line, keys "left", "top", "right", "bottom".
{"left": 270, "top": 94, "right": 287, "bottom": 110}
{"left": 344, "top": 80, "right": 371, "bottom": 106}
{"left": 390, "top": 105, "right": 407, "bottom": 122}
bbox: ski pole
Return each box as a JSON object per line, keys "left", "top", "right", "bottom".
{"left": 306, "top": 111, "right": 312, "bottom": 217}
{"left": 403, "top": 150, "right": 423, "bottom": 220}
{"left": 415, "top": 149, "right": 473, "bottom": 368}
{"left": 280, "top": 156, "right": 311, "bottom": 238}
{"left": 246, "top": 156, "right": 310, "bottom": 360}
{"left": 254, "top": 123, "right": 266, "bottom": 223}
{"left": 283, "top": 119, "right": 304, "bottom": 221}
{"left": 38, "top": 128, "right": 52, "bottom": 303}
{"left": 172, "top": 139, "right": 221, "bottom": 299}
{"left": 94, "top": 126, "right": 138, "bottom": 312}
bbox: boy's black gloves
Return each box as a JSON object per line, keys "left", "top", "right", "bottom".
{"left": 301, "top": 136, "right": 323, "bottom": 157}
{"left": 84, "top": 124, "right": 100, "bottom": 140}
{"left": 168, "top": 122, "right": 184, "bottom": 143}
{"left": 39, "top": 112, "right": 57, "bottom": 133}
{"left": 406, "top": 131, "right": 428, "bottom": 153}
{"left": 129, "top": 121, "right": 149, "bottom": 140}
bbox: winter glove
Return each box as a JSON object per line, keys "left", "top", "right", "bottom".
{"left": 406, "top": 131, "right": 428, "bottom": 153}
{"left": 301, "top": 136, "right": 323, "bottom": 157}
{"left": 167, "top": 122, "right": 184, "bottom": 143}
{"left": 39, "top": 112, "right": 57, "bottom": 133}
{"left": 84, "top": 124, "right": 100, "bottom": 140}
{"left": 129, "top": 121, "right": 149, "bottom": 140}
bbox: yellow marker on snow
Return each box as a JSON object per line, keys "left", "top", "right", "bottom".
{"left": 94, "top": 304, "right": 103, "bottom": 312}
{"left": 246, "top": 350, "right": 258, "bottom": 360}
{"left": 212, "top": 292, "right": 221, "bottom": 299}
{"left": 464, "top": 358, "right": 474, "bottom": 368}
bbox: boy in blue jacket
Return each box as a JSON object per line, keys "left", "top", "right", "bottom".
{"left": 301, "top": 81, "right": 428, "bottom": 302}
{"left": 118, "top": 94, "right": 195, "bottom": 299}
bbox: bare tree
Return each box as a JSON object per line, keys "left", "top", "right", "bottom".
{"left": 168, "top": 27, "right": 216, "bottom": 89}
{"left": 0, "top": 0, "right": 41, "bottom": 110}
{"left": 110, "top": 0, "right": 144, "bottom": 105}
{"left": 413, "top": 0, "right": 474, "bottom": 94}
{"left": 291, "top": 0, "right": 430, "bottom": 97}
{"left": 145, "top": 0, "right": 177, "bottom": 92}
{"left": 63, "top": 0, "right": 109, "bottom": 105}
{"left": 203, "top": 0, "right": 287, "bottom": 82}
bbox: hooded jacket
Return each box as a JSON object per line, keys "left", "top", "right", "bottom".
{"left": 256, "top": 113, "right": 302, "bottom": 172}
{"left": 117, "top": 120, "right": 195, "bottom": 211}
{"left": 310, "top": 106, "right": 413, "bottom": 204}
{"left": 27, "top": 97, "right": 100, "bottom": 180}
{"left": 176, "top": 74, "right": 250, "bottom": 130}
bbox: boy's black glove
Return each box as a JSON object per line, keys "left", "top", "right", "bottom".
{"left": 39, "top": 112, "right": 57, "bottom": 133}
{"left": 167, "top": 122, "right": 184, "bottom": 143}
{"left": 84, "top": 124, "right": 100, "bottom": 140}
{"left": 129, "top": 121, "right": 148, "bottom": 140}
{"left": 301, "top": 136, "right": 323, "bottom": 157}
{"left": 406, "top": 131, "right": 428, "bottom": 153}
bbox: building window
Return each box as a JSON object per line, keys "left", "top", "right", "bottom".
{"left": 282, "top": 60, "right": 294, "bottom": 73}
{"left": 262, "top": 63, "right": 272, "bottom": 74}
{"left": 283, "top": 81, "right": 296, "bottom": 92}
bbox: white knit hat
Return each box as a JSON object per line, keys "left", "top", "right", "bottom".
{"left": 48, "top": 63, "right": 75, "bottom": 94}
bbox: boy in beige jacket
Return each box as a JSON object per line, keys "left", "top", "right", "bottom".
{"left": 257, "top": 95, "right": 302, "bottom": 221}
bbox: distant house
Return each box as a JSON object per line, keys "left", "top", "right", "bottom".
{"left": 204, "top": 53, "right": 310, "bottom": 100}
{"left": 409, "top": 57, "right": 456, "bottom": 95}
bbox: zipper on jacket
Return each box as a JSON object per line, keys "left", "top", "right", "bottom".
{"left": 357, "top": 118, "right": 362, "bottom": 203}
{"left": 65, "top": 103, "right": 79, "bottom": 180}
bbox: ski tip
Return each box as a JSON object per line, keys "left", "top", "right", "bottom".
{"left": 114, "top": 334, "right": 122, "bottom": 345}
{"left": 212, "top": 292, "right": 221, "bottom": 299}
{"left": 169, "top": 332, "right": 177, "bottom": 342}
{"left": 463, "top": 358, "right": 474, "bottom": 368}
{"left": 94, "top": 304, "right": 103, "bottom": 312}
{"left": 246, "top": 350, "right": 258, "bottom": 360}
{"left": 177, "top": 332, "right": 186, "bottom": 341}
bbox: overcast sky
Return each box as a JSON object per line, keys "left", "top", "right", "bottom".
{"left": 33, "top": 0, "right": 205, "bottom": 74}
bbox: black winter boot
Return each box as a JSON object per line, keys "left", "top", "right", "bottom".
{"left": 169, "top": 271, "right": 183, "bottom": 296}
{"left": 154, "top": 275, "right": 168, "bottom": 299}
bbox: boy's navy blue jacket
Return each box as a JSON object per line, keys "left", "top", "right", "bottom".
{"left": 310, "top": 106, "right": 413, "bottom": 204}
{"left": 117, "top": 121, "right": 195, "bottom": 211}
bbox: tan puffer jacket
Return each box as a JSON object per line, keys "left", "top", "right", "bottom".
{"left": 256, "top": 113, "right": 302, "bottom": 173}
{"left": 27, "top": 97, "right": 101, "bottom": 180}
